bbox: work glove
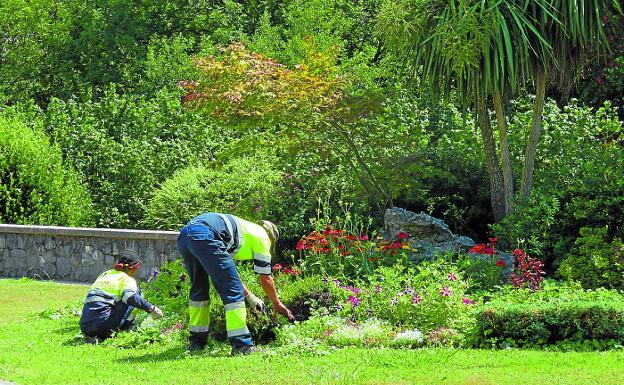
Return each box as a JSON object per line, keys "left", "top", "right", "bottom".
{"left": 150, "top": 306, "right": 164, "bottom": 319}
{"left": 245, "top": 293, "right": 267, "bottom": 315}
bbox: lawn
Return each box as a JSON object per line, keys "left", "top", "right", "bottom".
{"left": 1, "top": 279, "right": 623, "bottom": 385}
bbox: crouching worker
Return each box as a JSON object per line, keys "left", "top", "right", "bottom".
{"left": 80, "top": 255, "right": 164, "bottom": 340}
{"left": 177, "top": 213, "right": 294, "bottom": 355}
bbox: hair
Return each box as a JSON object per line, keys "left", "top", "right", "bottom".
{"left": 114, "top": 256, "right": 141, "bottom": 271}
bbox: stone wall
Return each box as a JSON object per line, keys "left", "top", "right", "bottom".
{"left": 0, "top": 224, "right": 179, "bottom": 282}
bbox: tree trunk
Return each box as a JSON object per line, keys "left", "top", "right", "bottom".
{"left": 493, "top": 90, "right": 514, "bottom": 215}
{"left": 477, "top": 98, "right": 506, "bottom": 222}
{"left": 521, "top": 68, "right": 547, "bottom": 197}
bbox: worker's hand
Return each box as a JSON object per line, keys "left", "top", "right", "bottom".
{"left": 272, "top": 301, "right": 294, "bottom": 321}
{"left": 245, "top": 293, "right": 267, "bottom": 315}
{"left": 150, "top": 306, "right": 164, "bottom": 319}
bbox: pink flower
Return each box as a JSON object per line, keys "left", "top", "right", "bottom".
{"left": 447, "top": 272, "right": 458, "bottom": 281}
{"left": 374, "top": 285, "right": 382, "bottom": 293}
{"left": 440, "top": 287, "right": 452, "bottom": 297}
{"left": 496, "top": 259, "right": 506, "bottom": 267}
{"left": 463, "top": 297, "right": 472, "bottom": 305}
{"left": 358, "top": 234, "right": 369, "bottom": 241}
{"left": 348, "top": 295, "right": 360, "bottom": 307}
{"left": 411, "top": 294, "right": 422, "bottom": 304}
{"left": 390, "top": 298, "right": 398, "bottom": 306}
{"left": 397, "top": 232, "right": 409, "bottom": 240}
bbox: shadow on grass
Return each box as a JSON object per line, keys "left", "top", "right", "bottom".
{"left": 113, "top": 346, "right": 230, "bottom": 363}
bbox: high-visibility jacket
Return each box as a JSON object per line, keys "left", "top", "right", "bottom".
{"left": 80, "top": 269, "right": 152, "bottom": 326}
{"left": 188, "top": 213, "right": 273, "bottom": 275}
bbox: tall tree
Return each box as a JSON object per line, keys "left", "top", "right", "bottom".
{"left": 378, "top": 0, "right": 616, "bottom": 220}
{"left": 378, "top": 0, "right": 548, "bottom": 221}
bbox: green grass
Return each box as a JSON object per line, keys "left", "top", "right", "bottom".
{"left": 1, "top": 278, "right": 624, "bottom": 385}
{"left": 0, "top": 278, "right": 86, "bottom": 324}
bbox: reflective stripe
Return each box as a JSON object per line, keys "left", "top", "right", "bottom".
{"left": 189, "top": 306, "right": 211, "bottom": 328}
{"left": 225, "top": 305, "right": 247, "bottom": 334}
{"left": 189, "top": 300, "right": 210, "bottom": 308}
{"left": 87, "top": 288, "right": 120, "bottom": 301}
{"left": 230, "top": 216, "right": 243, "bottom": 255}
{"left": 190, "top": 325, "right": 210, "bottom": 333}
{"left": 217, "top": 214, "right": 235, "bottom": 250}
{"left": 254, "top": 265, "right": 272, "bottom": 275}
{"left": 122, "top": 290, "right": 136, "bottom": 303}
{"left": 227, "top": 327, "right": 250, "bottom": 338}
{"left": 253, "top": 253, "right": 271, "bottom": 263}
{"left": 224, "top": 301, "right": 245, "bottom": 311}
{"left": 85, "top": 295, "right": 115, "bottom": 304}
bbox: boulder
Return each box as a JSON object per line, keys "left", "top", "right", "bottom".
{"left": 383, "top": 207, "right": 475, "bottom": 259}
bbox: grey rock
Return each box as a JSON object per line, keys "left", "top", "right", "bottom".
{"left": 56, "top": 259, "right": 71, "bottom": 277}
{"left": 0, "top": 235, "right": 5, "bottom": 249}
{"left": 384, "top": 207, "right": 475, "bottom": 260}
{"left": 10, "top": 249, "right": 27, "bottom": 259}
{"left": 44, "top": 237, "right": 56, "bottom": 250}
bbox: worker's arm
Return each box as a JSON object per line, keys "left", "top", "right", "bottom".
{"left": 258, "top": 274, "right": 294, "bottom": 320}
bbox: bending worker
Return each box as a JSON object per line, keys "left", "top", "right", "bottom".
{"left": 80, "top": 255, "right": 164, "bottom": 340}
{"left": 177, "top": 212, "right": 294, "bottom": 355}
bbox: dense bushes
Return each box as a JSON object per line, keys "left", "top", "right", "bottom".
{"left": 473, "top": 282, "right": 624, "bottom": 349}
{"left": 493, "top": 101, "right": 624, "bottom": 271}
{"left": 44, "top": 90, "right": 229, "bottom": 228}
{"left": 0, "top": 114, "right": 93, "bottom": 226}
{"left": 144, "top": 155, "right": 284, "bottom": 231}
{"left": 558, "top": 227, "right": 624, "bottom": 290}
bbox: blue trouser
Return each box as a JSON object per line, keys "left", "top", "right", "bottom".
{"left": 177, "top": 215, "right": 253, "bottom": 348}
{"left": 80, "top": 301, "right": 136, "bottom": 339}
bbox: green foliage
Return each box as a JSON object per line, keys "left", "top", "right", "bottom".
{"left": 44, "top": 89, "right": 226, "bottom": 228}
{"left": 473, "top": 280, "right": 624, "bottom": 349}
{"left": 342, "top": 262, "right": 474, "bottom": 337}
{"left": 0, "top": 113, "right": 93, "bottom": 226}
{"left": 559, "top": 227, "right": 624, "bottom": 290}
{"left": 144, "top": 155, "right": 284, "bottom": 231}
{"left": 493, "top": 100, "right": 624, "bottom": 269}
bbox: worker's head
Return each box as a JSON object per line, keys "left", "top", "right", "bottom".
{"left": 113, "top": 255, "right": 142, "bottom": 276}
{"left": 260, "top": 220, "right": 279, "bottom": 255}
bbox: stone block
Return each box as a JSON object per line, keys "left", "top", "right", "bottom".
{"left": 45, "top": 238, "right": 56, "bottom": 250}
{"left": 0, "top": 235, "right": 5, "bottom": 249}
{"left": 10, "top": 249, "right": 27, "bottom": 259}
{"left": 56, "top": 259, "right": 71, "bottom": 278}
{"left": 17, "top": 236, "right": 25, "bottom": 249}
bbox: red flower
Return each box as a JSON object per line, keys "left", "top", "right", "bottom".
{"left": 495, "top": 259, "right": 506, "bottom": 267}
{"left": 358, "top": 234, "right": 369, "bottom": 241}
{"left": 488, "top": 237, "right": 498, "bottom": 244}
{"left": 368, "top": 257, "right": 378, "bottom": 263}
{"left": 272, "top": 263, "right": 283, "bottom": 272}
{"left": 481, "top": 247, "right": 495, "bottom": 255}
{"left": 469, "top": 244, "right": 486, "bottom": 253}
{"left": 397, "top": 232, "right": 409, "bottom": 240}
{"left": 341, "top": 251, "right": 350, "bottom": 256}
{"left": 512, "top": 249, "right": 526, "bottom": 258}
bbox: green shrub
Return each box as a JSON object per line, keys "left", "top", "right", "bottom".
{"left": 45, "top": 89, "right": 228, "bottom": 228}
{"left": 339, "top": 262, "right": 474, "bottom": 337}
{"left": 493, "top": 100, "right": 624, "bottom": 270}
{"left": 472, "top": 281, "right": 624, "bottom": 349}
{"left": 0, "top": 114, "right": 93, "bottom": 226}
{"left": 558, "top": 227, "right": 624, "bottom": 290}
{"left": 144, "top": 155, "right": 284, "bottom": 231}
{"left": 473, "top": 301, "right": 624, "bottom": 350}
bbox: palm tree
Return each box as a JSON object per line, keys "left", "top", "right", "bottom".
{"left": 520, "top": 0, "right": 614, "bottom": 197}
{"left": 379, "top": 0, "right": 549, "bottom": 220}
{"left": 379, "top": 0, "right": 617, "bottom": 220}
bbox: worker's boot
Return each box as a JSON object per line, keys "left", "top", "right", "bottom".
{"left": 187, "top": 332, "right": 208, "bottom": 352}
{"left": 230, "top": 345, "right": 256, "bottom": 356}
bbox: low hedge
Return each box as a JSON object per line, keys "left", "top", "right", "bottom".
{"left": 473, "top": 301, "right": 624, "bottom": 349}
